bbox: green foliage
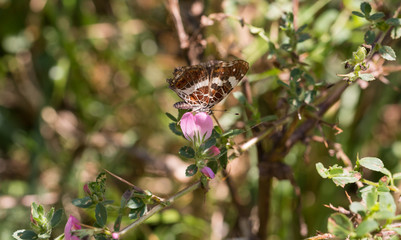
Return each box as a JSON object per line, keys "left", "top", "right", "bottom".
{"left": 317, "top": 156, "right": 401, "bottom": 238}
{"left": 13, "top": 203, "right": 63, "bottom": 240}
{"left": 3, "top": 0, "right": 401, "bottom": 239}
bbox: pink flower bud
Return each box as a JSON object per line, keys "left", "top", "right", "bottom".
{"left": 201, "top": 167, "right": 215, "bottom": 179}
{"left": 207, "top": 146, "right": 220, "bottom": 157}
{"left": 83, "top": 183, "right": 91, "bottom": 195}
{"left": 112, "top": 232, "right": 120, "bottom": 239}
{"left": 180, "top": 112, "right": 213, "bottom": 144}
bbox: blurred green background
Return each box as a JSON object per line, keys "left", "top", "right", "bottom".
{"left": 1, "top": 0, "right": 401, "bottom": 239}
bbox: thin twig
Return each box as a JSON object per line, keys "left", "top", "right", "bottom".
{"left": 118, "top": 181, "right": 202, "bottom": 236}
{"left": 166, "top": 0, "right": 189, "bottom": 49}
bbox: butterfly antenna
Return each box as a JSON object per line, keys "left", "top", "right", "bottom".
{"left": 211, "top": 112, "right": 224, "bottom": 132}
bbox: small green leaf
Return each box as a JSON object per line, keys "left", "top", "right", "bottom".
{"left": 379, "top": 192, "right": 396, "bottom": 213}
{"left": 391, "top": 27, "right": 401, "bottom": 39}
{"left": 386, "top": 18, "right": 401, "bottom": 26}
{"left": 290, "top": 68, "right": 303, "bottom": 80}
{"left": 349, "top": 202, "right": 367, "bottom": 216}
{"left": 114, "top": 215, "right": 122, "bottom": 232}
{"left": 368, "top": 12, "right": 385, "bottom": 21}
{"left": 327, "top": 213, "right": 354, "bottom": 238}
{"left": 393, "top": 172, "right": 401, "bottom": 179}
{"left": 179, "top": 146, "right": 195, "bottom": 159}
{"left": 169, "top": 123, "right": 183, "bottom": 136}
{"left": 207, "top": 160, "right": 218, "bottom": 174}
{"left": 129, "top": 206, "right": 147, "bottom": 219}
{"left": 221, "top": 129, "right": 244, "bottom": 138}
{"left": 185, "top": 164, "right": 198, "bottom": 177}
{"left": 127, "top": 198, "right": 144, "bottom": 209}
{"left": 359, "top": 157, "right": 384, "bottom": 172}
{"left": 315, "top": 163, "right": 328, "bottom": 178}
{"left": 297, "top": 33, "right": 310, "bottom": 42}
{"left": 352, "top": 11, "right": 365, "bottom": 18}
{"left": 353, "top": 46, "right": 367, "bottom": 62}
{"left": 72, "top": 196, "right": 93, "bottom": 208}
{"left": 12, "top": 230, "right": 38, "bottom": 240}
{"left": 359, "top": 73, "right": 375, "bottom": 82}
{"left": 218, "top": 152, "right": 228, "bottom": 170}
{"left": 363, "top": 188, "right": 378, "bottom": 209}
{"left": 50, "top": 209, "right": 63, "bottom": 228}
{"left": 355, "top": 219, "right": 379, "bottom": 237}
{"left": 203, "top": 137, "right": 216, "bottom": 150}
{"left": 332, "top": 175, "right": 360, "bottom": 187}
{"left": 165, "top": 112, "right": 177, "bottom": 122}
{"left": 360, "top": 2, "right": 371, "bottom": 15}
{"left": 379, "top": 45, "right": 396, "bottom": 61}
{"left": 95, "top": 203, "right": 107, "bottom": 227}
{"left": 364, "top": 30, "right": 375, "bottom": 44}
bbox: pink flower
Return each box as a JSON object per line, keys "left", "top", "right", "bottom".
{"left": 201, "top": 167, "right": 215, "bottom": 179}
{"left": 207, "top": 146, "right": 220, "bottom": 157}
{"left": 112, "top": 232, "right": 120, "bottom": 239}
{"left": 180, "top": 112, "right": 213, "bottom": 144}
{"left": 64, "top": 215, "right": 81, "bottom": 240}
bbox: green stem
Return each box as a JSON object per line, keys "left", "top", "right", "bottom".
{"left": 117, "top": 181, "right": 202, "bottom": 236}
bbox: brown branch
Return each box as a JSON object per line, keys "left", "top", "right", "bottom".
{"left": 166, "top": 0, "right": 189, "bottom": 50}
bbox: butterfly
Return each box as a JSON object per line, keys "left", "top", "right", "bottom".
{"left": 167, "top": 59, "right": 249, "bottom": 113}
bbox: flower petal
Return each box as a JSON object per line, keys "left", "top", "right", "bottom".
{"left": 194, "top": 112, "right": 213, "bottom": 141}
{"left": 201, "top": 167, "right": 215, "bottom": 179}
{"left": 64, "top": 215, "right": 81, "bottom": 240}
{"left": 180, "top": 112, "right": 196, "bottom": 141}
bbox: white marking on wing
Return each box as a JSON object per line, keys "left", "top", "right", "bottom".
{"left": 228, "top": 76, "right": 238, "bottom": 88}
{"left": 212, "top": 77, "right": 224, "bottom": 86}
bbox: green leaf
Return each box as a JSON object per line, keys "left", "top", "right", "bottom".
{"left": 169, "top": 123, "right": 183, "bottom": 136}
{"left": 358, "top": 157, "right": 384, "bottom": 172}
{"left": 327, "top": 213, "right": 354, "bottom": 238}
{"left": 332, "top": 175, "right": 360, "bottom": 187}
{"left": 95, "top": 203, "right": 107, "bottom": 227}
{"left": 364, "top": 30, "right": 375, "bottom": 44}
{"left": 12, "top": 230, "right": 38, "bottom": 240}
{"left": 127, "top": 197, "right": 144, "bottom": 209}
{"left": 349, "top": 202, "right": 367, "bottom": 216}
{"left": 114, "top": 215, "right": 122, "bottom": 232}
{"left": 72, "top": 196, "right": 93, "bottom": 208}
{"left": 50, "top": 209, "right": 63, "bottom": 228}
{"left": 393, "top": 172, "right": 401, "bottom": 179}
{"left": 165, "top": 112, "right": 177, "bottom": 122}
{"left": 30, "top": 202, "right": 40, "bottom": 221}
{"left": 391, "top": 27, "right": 401, "bottom": 39}
{"left": 359, "top": 73, "right": 375, "bottom": 82}
{"left": 203, "top": 137, "right": 216, "bottom": 150}
{"left": 290, "top": 68, "right": 303, "bottom": 80}
{"left": 207, "top": 160, "right": 218, "bottom": 174}
{"left": 362, "top": 188, "right": 378, "bottom": 209}
{"left": 379, "top": 45, "right": 396, "bottom": 61}
{"left": 360, "top": 2, "right": 371, "bottom": 15}
{"left": 379, "top": 192, "right": 396, "bottom": 213}
{"left": 316, "top": 163, "right": 328, "bottom": 178}
{"left": 386, "top": 18, "right": 401, "bottom": 26}
{"left": 353, "top": 46, "right": 367, "bottom": 62}
{"left": 185, "top": 164, "right": 198, "bottom": 177}
{"left": 221, "top": 129, "right": 245, "bottom": 138}
{"left": 297, "top": 33, "right": 310, "bottom": 42}
{"left": 355, "top": 219, "right": 379, "bottom": 237}
{"left": 368, "top": 12, "right": 385, "bottom": 21}
{"left": 352, "top": 11, "right": 365, "bottom": 18}
{"left": 179, "top": 146, "right": 195, "bottom": 159}
{"left": 218, "top": 152, "right": 228, "bottom": 170}
{"left": 129, "top": 206, "right": 147, "bottom": 220}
